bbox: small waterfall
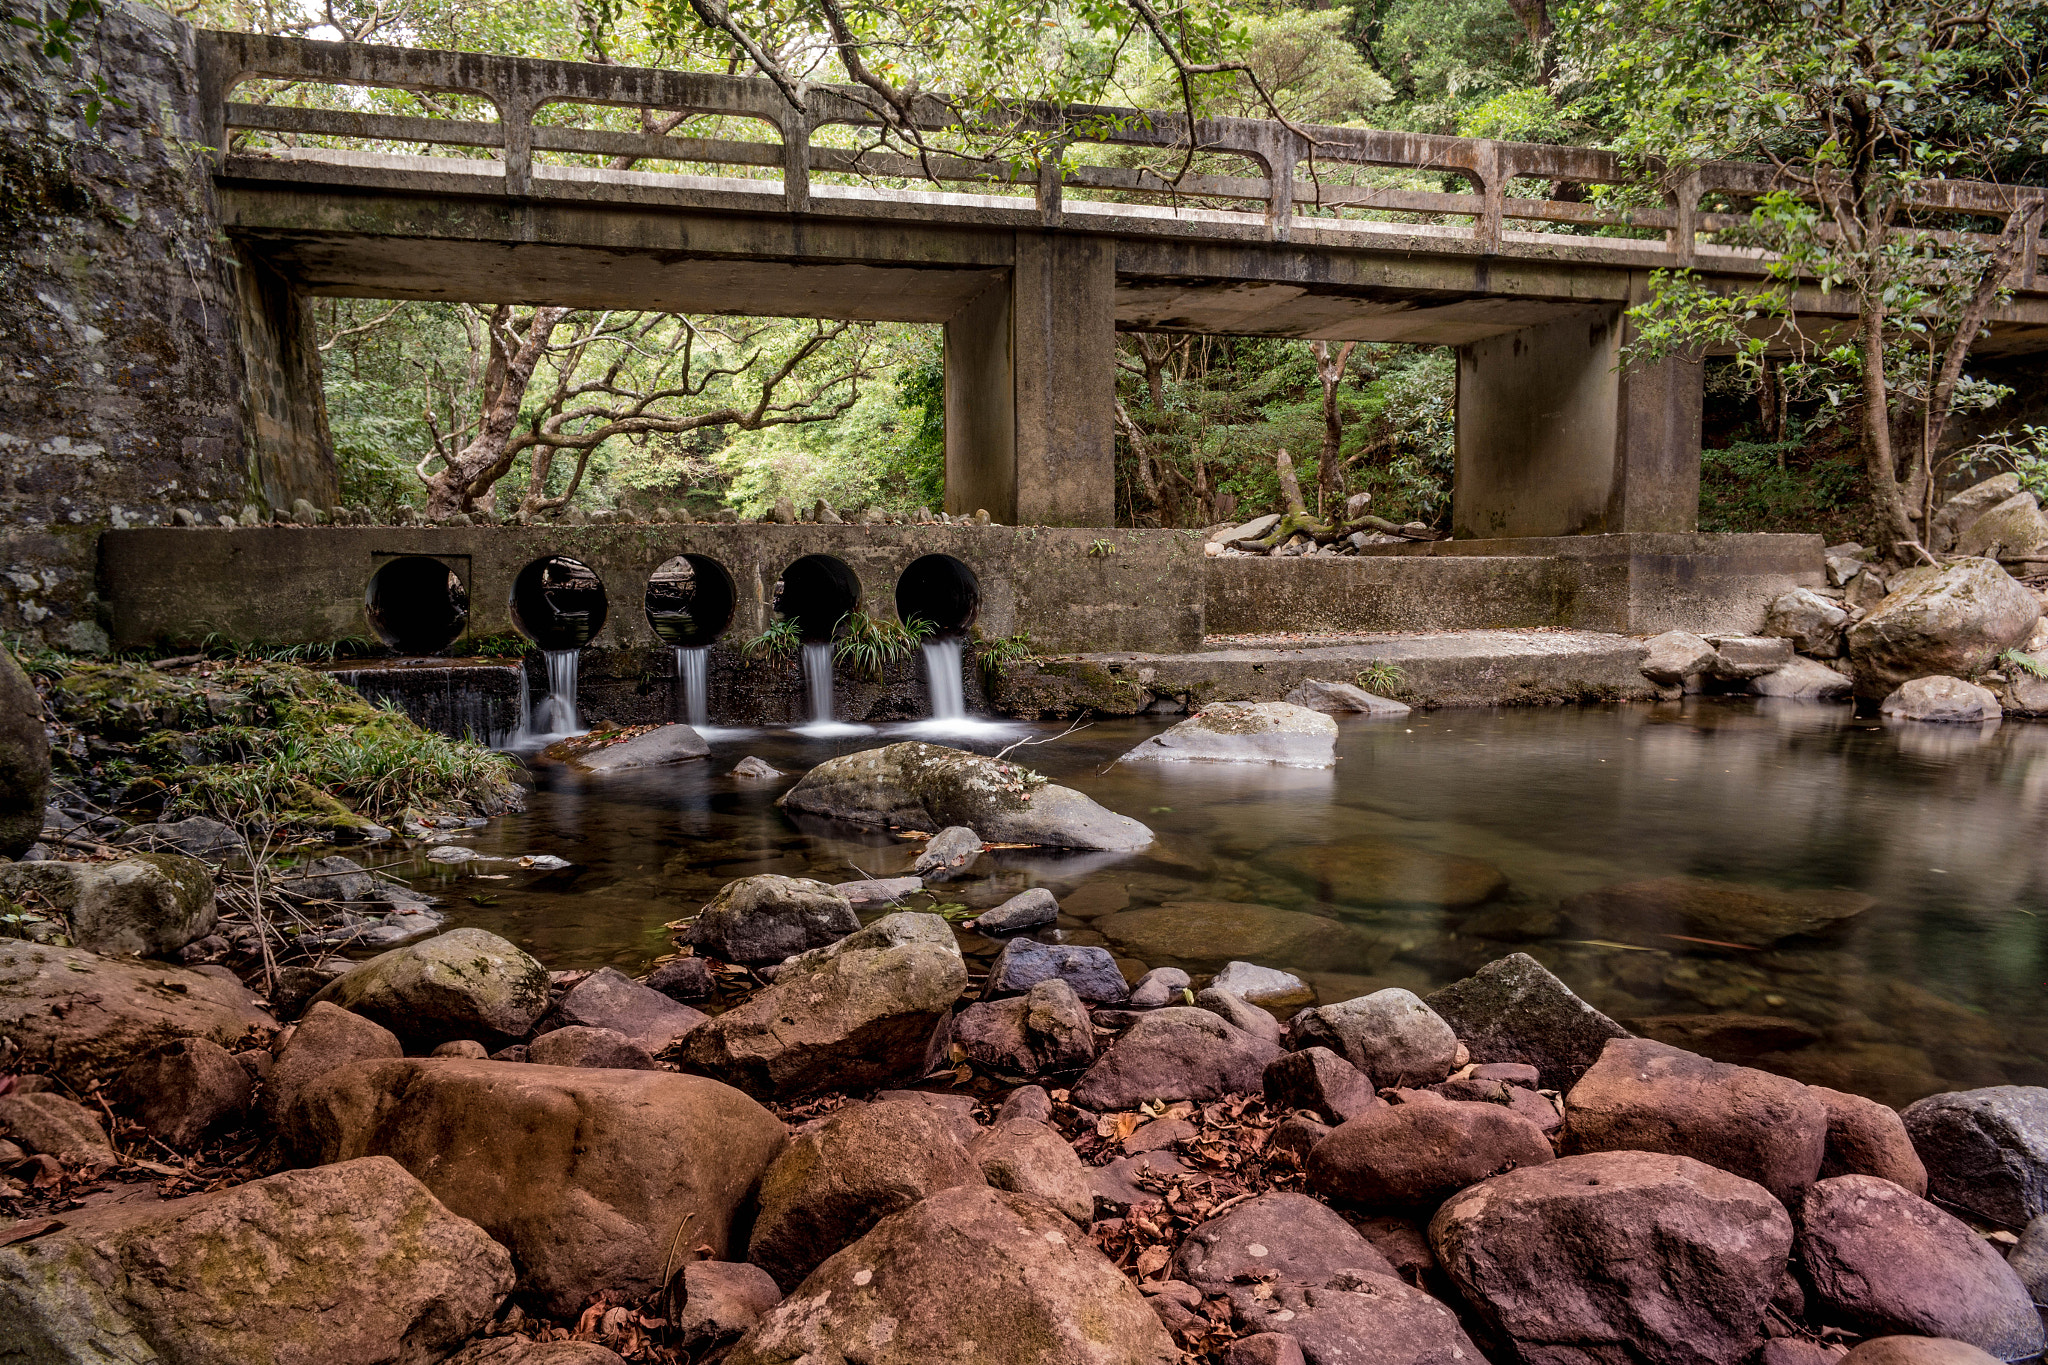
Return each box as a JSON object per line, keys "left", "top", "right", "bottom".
{"left": 923, "top": 638, "right": 966, "bottom": 720}
{"left": 676, "top": 646, "right": 710, "bottom": 729}
{"left": 802, "top": 642, "right": 835, "bottom": 724}
{"left": 540, "top": 649, "right": 582, "bottom": 736}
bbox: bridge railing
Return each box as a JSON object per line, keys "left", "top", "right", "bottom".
{"left": 197, "top": 30, "right": 2043, "bottom": 283}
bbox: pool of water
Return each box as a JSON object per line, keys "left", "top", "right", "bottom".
{"left": 405, "top": 700, "right": 2048, "bottom": 1106}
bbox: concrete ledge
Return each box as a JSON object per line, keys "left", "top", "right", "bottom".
{"left": 991, "top": 629, "right": 1657, "bottom": 716}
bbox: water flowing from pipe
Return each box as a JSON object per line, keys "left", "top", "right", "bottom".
{"left": 676, "top": 646, "right": 710, "bottom": 729}
{"left": 510, "top": 649, "right": 584, "bottom": 746}
{"left": 793, "top": 640, "right": 872, "bottom": 738}
{"left": 922, "top": 638, "right": 966, "bottom": 720}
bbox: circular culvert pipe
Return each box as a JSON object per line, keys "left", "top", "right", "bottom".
{"left": 774, "top": 554, "right": 861, "bottom": 642}
{"left": 894, "top": 553, "right": 980, "bottom": 635}
{"left": 365, "top": 555, "right": 469, "bottom": 655}
{"left": 645, "top": 554, "right": 738, "bottom": 647}
{"left": 510, "top": 555, "right": 609, "bottom": 649}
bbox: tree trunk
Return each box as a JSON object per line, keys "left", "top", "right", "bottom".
{"left": 1311, "top": 341, "right": 1356, "bottom": 519}
{"left": 1858, "top": 304, "right": 1915, "bottom": 545}
{"left": 421, "top": 306, "right": 568, "bottom": 519}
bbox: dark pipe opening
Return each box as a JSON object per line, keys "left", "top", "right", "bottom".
{"left": 645, "top": 554, "right": 737, "bottom": 647}
{"left": 774, "top": 554, "right": 861, "bottom": 642}
{"left": 511, "top": 555, "right": 608, "bottom": 649}
{"left": 895, "top": 554, "right": 980, "bottom": 634}
{"left": 365, "top": 555, "right": 469, "bottom": 655}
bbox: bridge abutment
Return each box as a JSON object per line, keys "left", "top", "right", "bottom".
{"left": 1452, "top": 304, "right": 1703, "bottom": 539}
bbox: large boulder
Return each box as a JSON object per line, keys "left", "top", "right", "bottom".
{"left": 0, "top": 645, "right": 47, "bottom": 859}
{"left": 726, "top": 1184, "right": 1180, "bottom": 1365}
{"left": 1954, "top": 491, "right": 2048, "bottom": 561}
{"left": 676, "top": 911, "right": 967, "bottom": 1098}
{"left": 748, "top": 1098, "right": 984, "bottom": 1289}
{"left": 536, "top": 965, "right": 706, "bottom": 1050}
{"left": 1764, "top": 588, "right": 1850, "bottom": 657}
{"left": 1425, "top": 953, "right": 1630, "bottom": 1092}
{"left": 952, "top": 977, "right": 1096, "bottom": 1076}
{"left": 1565, "top": 1037, "right": 1828, "bottom": 1205}
{"left": 1308, "top": 1097, "right": 1555, "bottom": 1209}
{"left": 0, "top": 854, "right": 216, "bottom": 957}
{"left": 1120, "top": 702, "right": 1338, "bottom": 769}
{"left": 1932, "top": 473, "right": 2023, "bottom": 553}
{"left": 1901, "top": 1085, "right": 2048, "bottom": 1227}
{"left": 1562, "top": 876, "right": 1872, "bottom": 949}
{"left": 0, "top": 1156, "right": 511, "bottom": 1365}
{"left": 553, "top": 722, "right": 708, "bottom": 771}
{"left": 1799, "top": 1175, "right": 2043, "bottom": 1359}
{"left": 1846, "top": 559, "right": 2039, "bottom": 700}
{"left": 1429, "top": 1151, "right": 1794, "bottom": 1365}
{"left": 1287, "top": 989, "right": 1461, "bottom": 1088}
{"left": 1073, "top": 1006, "right": 1281, "bottom": 1110}
{"left": 778, "top": 741, "right": 1152, "bottom": 850}
{"left": 1752, "top": 655, "right": 1855, "bottom": 701}
{"left": 308, "top": 927, "right": 551, "bottom": 1048}
{"left": 685, "top": 875, "right": 858, "bottom": 966}
{"left": 1880, "top": 675, "right": 2002, "bottom": 724}
{"left": 285, "top": 1058, "right": 787, "bottom": 1315}
{"left": 0, "top": 940, "right": 273, "bottom": 1083}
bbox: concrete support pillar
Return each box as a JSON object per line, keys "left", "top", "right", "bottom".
{"left": 1451, "top": 303, "right": 1702, "bottom": 539}
{"left": 943, "top": 233, "right": 1115, "bottom": 526}
{"left": 232, "top": 245, "right": 337, "bottom": 512}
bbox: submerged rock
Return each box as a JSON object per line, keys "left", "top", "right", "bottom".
{"left": 1283, "top": 843, "right": 1508, "bottom": 909}
{"left": 727, "top": 1185, "right": 1179, "bottom": 1365}
{"left": 0, "top": 853, "right": 216, "bottom": 957}
{"left": 1120, "top": 701, "right": 1338, "bottom": 768}
{"left": 1099, "top": 901, "right": 1385, "bottom": 975}
{"left": 1562, "top": 875, "right": 1873, "bottom": 948}
{"left": 309, "top": 926, "right": 551, "bottom": 1047}
{"left": 1847, "top": 558, "right": 2039, "bottom": 699}
{"left": 686, "top": 875, "right": 857, "bottom": 967}
{"left": 287, "top": 1058, "right": 786, "bottom": 1315}
{"left": 779, "top": 741, "right": 1152, "bottom": 850}
{"left": 0, "top": 1157, "right": 511, "bottom": 1365}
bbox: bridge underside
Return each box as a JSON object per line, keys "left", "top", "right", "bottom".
{"left": 220, "top": 158, "right": 2048, "bottom": 534}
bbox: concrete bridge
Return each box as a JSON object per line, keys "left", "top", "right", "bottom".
{"left": 202, "top": 31, "right": 2048, "bottom": 538}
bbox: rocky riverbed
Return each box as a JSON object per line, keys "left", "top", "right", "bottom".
{"left": 5, "top": 737, "right": 2048, "bottom": 1365}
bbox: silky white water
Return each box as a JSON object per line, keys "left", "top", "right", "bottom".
{"left": 794, "top": 640, "right": 871, "bottom": 737}
{"left": 895, "top": 635, "right": 1018, "bottom": 741}
{"left": 676, "top": 646, "right": 710, "bottom": 728}
{"left": 510, "top": 649, "right": 585, "bottom": 746}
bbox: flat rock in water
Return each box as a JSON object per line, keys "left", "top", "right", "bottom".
{"left": 1283, "top": 679, "right": 1412, "bottom": 716}
{"left": 975, "top": 887, "right": 1058, "bottom": 933}
{"left": 1880, "top": 675, "right": 2002, "bottom": 723}
{"left": 1210, "top": 959, "right": 1311, "bottom": 1008}
{"left": 1753, "top": 655, "right": 1854, "bottom": 700}
{"left": 309, "top": 926, "right": 551, "bottom": 1048}
{"left": 726, "top": 1184, "right": 1179, "bottom": 1365}
{"left": 1120, "top": 702, "right": 1337, "bottom": 769}
{"left": 1425, "top": 953, "right": 1630, "bottom": 1092}
{"left": 1098, "top": 902, "right": 1387, "bottom": 975}
{"left": 552, "top": 723, "right": 709, "bottom": 771}
{"left": 1799, "top": 1175, "right": 2044, "bottom": 1359}
{"left": 731, "top": 756, "right": 782, "bottom": 779}
{"left": 0, "top": 1157, "right": 511, "bottom": 1365}
{"left": 286, "top": 1058, "right": 786, "bottom": 1316}
{"left": 1902, "top": 1085, "right": 2048, "bottom": 1227}
{"left": 1429, "top": 1150, "right": 1794, "bottom": 1365}
{"left": 1281, "top": 843, "right": 1508, "bottom": 909}
{"left": 779, "top": 742, "right": 1152, "bottom": 850}
{"left": 0, "top": 940, "right": 274, "bottom": 1085}
{"left": 1562, "top": 875, "right": 1873, "bottom": 948}
{"left": 834, "top": 875, "right": 921, "bottom": 906}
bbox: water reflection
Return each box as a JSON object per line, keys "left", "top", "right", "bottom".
{"left": 413, "top": 699, "right": 2048, "bottom": 1105}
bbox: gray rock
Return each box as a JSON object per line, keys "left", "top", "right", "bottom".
{"left": 913, "top": 825, "right": 984, "bottom": 880}
{"left": 1282, "top": 679, "right": 1412, "bottom": 716}
{"left": 1848, "top": 559, "right": 2040, "bottom": 700}
{"left": 1956, "top": 492, "right": 2048, "bottom": 561}
{"left": 833, "top": 875, "right": 922, "bottom": 906}
{"left": 1211, "top": 960, "right": 1311, "bottom": 1008}
{"left": 678, "top": 912, "right": 968, "bottom": 1099}
{"left": 687, "top": 875, "right": 858, "bottom": 967}
{"left": 1902, "top": 1086, "right": 2048, "bottom": 1227}
{"left": 1175, "top": 1190, "right": 1394, "bottom": 1309}
{"left": 1072, "top": 1006, "right": 1281, "bottom": 1110}
{"left": 677, "top": 1260, "right": 782, "bottom": 1356}
{"left": 731, "top": 755, "right": 782, "bottom": 779}
{"left": 1933, "top": 474, "right": 2024, "bottom": 553}
{"left": 1263, "top": 1046, "right": 1381, "bottom": 1125}
{"left": 1211, "top": 513, "right": 1281, "bottom": 545}
{"left": 985, "top": 937, "right": 1130, "bottom": 1004}
{"left": 1120, "top": 702, "right": 1338, "bottom": 769}
{"left": 2009, "top": 1211, "right": 2048, "bottom": 1305}
{"left": 527, "top": 1025, "right": 658, "bottom": 1070}
{"left": 975, "top": 887, "right": 1057, "bottom": 933}
{"left": 538, "top": 965, "right": 706, "bottom": 1051}
{"left": 780, "top": 741, "right": 1152, "bottom": 850}
{"left": 560, "top": 723, "right": 709, "bottom": 771}
{"left": 1195, "top": 986, "right": 1285, "bottom": 1049}
{"left": 1425, "top": 952, "right": 1631, "bottom": 1091}
{"left": 115, "top": 814, "right": 244, "bottom": 860}
{"left": 308, "top": 926, "right": 552, "bottom": 1048}
{"left": 1640, "top": 630, "right": 1717, "bottom": 687}
{"left": 0, "top": 853, "right": 217, "bottom": 957}
{"left": 113, "top": 1036, "right": 251, "bottom": 1147}
{"left": 0, "top": 1158, "right": 511, "bottom": 1365}
{"left": 289, "top": 497, "right": 323, "bottom": 525}
{"left": 1765, "top": 588, "right": 1851, "bottom": 657}
{"left": 645, "top": 956, "right": 716, "bottom": 1000}
{"left": 1828, "top": 553, "right": 1870, "bottom": 588}
{"left": 1287, "top": 988, "right": 1459, "bottom": 1088}
{"left": 1881, "top": 675, "right": 2001, "bottom": 723}
{"left": 953, "top": 977, "right": 1096, "bottom": 1076}
{"left": 283, "top": 853, "right": 376, "bottom": 903}
{"left": 1129, "top": 967, "right": 1191, "bottom": 1008}
{"left": 1705, "top": 634, "right": 1795, "bottom": 680}
{"left": 1753, "top": 655, "right": 1855, "bottom": 700}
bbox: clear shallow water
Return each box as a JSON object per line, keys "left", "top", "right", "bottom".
{"left": 410, "top": 700, "right": 2048, "bottom": 1106}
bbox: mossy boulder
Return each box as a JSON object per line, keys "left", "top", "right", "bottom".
{"left": 0, "top": 852, "right": 216, "bottom": 957}
{"left": 1846, "top": 558, "right": 2040, "bottom": 700}
{"left": 0, "top": 646, "right": 48, "bottom": 857}
{"left": 309, "top": 927, "right": 550, "bottom": 1048}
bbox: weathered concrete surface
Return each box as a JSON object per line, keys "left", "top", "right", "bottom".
{"left": 991, "top": 630, "right": 1657, "bottom": 716}
{"left": 1209, "top": 533, "right": 1821, "bottom": 637}
{"left": 0, "top": 1, "right": 333, "bottom": 652}
{"left": 100, "top": 524, "right": 1206, "bottom": 656}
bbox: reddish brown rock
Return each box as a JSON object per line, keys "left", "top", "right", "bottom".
{"left": 264, "top": 1000, "right": 402, "bottom": 1123}
{"left": 1264, "top": 1047, "right": 1381, "bottom": 1125}
{"left": 1071, "top": 1006, "right": 1280, "bottom": 1110}
{"left": 535, "top": 966, "right": 705, "bottom": 1051}
{"left": 1227, "top": 1335, "right": 1308, "bottom": 1365}
{"left": 524, "top": 1025, "right": 658, "bottom": 1070}
{"left": 952, "top": 977, "right": 1096, "bottom": 1076}
{"left": 1429, "top": 1150, "right": 1794, "bottom": 1365}
{"left": 1564, "top": 1037, "right": 1827, "bottom": 1205}
{"left": 675, "top": 1260, "right": 782, "bottom": 1356}
{"left": 1838, "top": 1341, "right": 2003, "bottom": 1365}
{"left": 113, "top": 1036, "right": 251, "bottom": 1147}
{"left": 1308, "top": 1098, "right": 1554, "bottom": 1208}
{"left": 1237, "top": 1271, "right": 1488, "bottom": 1365}
{"left": 1174, "top": 1191, "right": 1394, "bottom": 1305}
{"left": 1798, "top": 1175, "right": 2043, "bottom": 1359}
{"left": 1810, "top": 1085, "right": 1927, "bottom": 1195}
{"left": 972, "top": 1116, "right": 1095, "bottom": 1224}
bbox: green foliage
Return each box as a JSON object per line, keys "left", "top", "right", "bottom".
{"left": 835, "top": 611, "right": 932, "bottom": 683}
{"left": 740, "top": 617, "right": 803, "bottom": 668}
{"left": 2002, "top": 649, "right": 2048, "bottom": 680}
{"left": 1698, "top": 439, "right": 1866, "bottom": 536}
{"left": 972, "top": 631, "right": 1040, "bottom": 687}
{"left": 1356, "top": 662, "right": 1406, "bottom": 695}
{"left": 1087, "top": 538, "right": 1119, "bottom": 557}
{"left": 198, "top": 632, "right": 378, "bottom": 663}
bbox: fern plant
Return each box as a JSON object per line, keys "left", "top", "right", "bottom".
{"left": 740, "top": 617, "right": 804, "bottom": 670}
{"left": 1356, "top": 662, "right": 1406, "bottom": 695}
{"left": 835, "top": 611, "right": 931, "bottom": 683}
{"left": 972, "top": 630, "right": 1039, "bottom": 688}
{"left": 2001, "top": 649, "right": 2048, "bottom": 679}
